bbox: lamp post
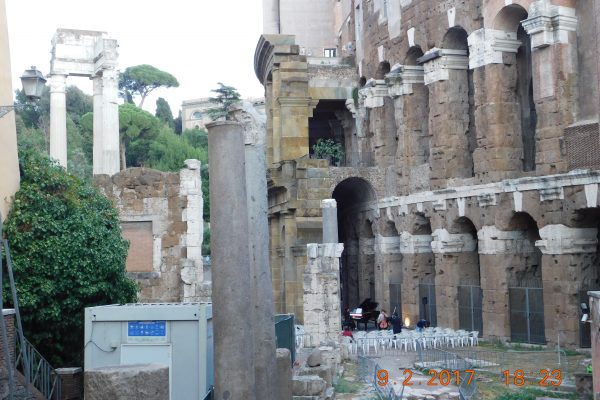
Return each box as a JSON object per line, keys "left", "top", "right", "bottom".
{"left": 0, "top": 66, "right": 46, "bottom": 118}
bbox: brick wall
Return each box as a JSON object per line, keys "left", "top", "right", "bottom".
{"left": 0, "top": 310, "right": 15, "bottom": 368}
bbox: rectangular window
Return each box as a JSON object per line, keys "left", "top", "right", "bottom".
{"left": 324, "top": 48, "right": 337, "bottom": 57}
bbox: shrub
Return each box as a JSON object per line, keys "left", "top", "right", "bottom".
{"left": 312, "top": 138, "right": 344, "bottom": 166}
{"left": 3, "top": 150, "right": 138, "bottom": 366}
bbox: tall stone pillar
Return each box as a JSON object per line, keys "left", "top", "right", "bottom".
{"left": 387, "top": 66, "right": 429, "bottom": 192}
{"left": 49, "top": 74, "right": 68, "bottom": 168}
{"left": 263, "top": 0, "right": 280, "bottom": 34}
{"left": 374, "top": 235, "right": 401, "bottom": 312}
{"left": 422, "top": 50, "right": 472, "bottom": 189}
{"left": 231, "top": 102, "right": 278, "bottom": 400}
{"left": 92, "top": 76, "right": 104, "bottom": 175}
{"left": 536, "top": 224, "right": 598, "bottom": 347}
{"left": 399, "top": 231, "right": 434, "bottom": 328}
{"left": 431, "top": 229, "right": 477, "bottom": 329}
{"left": 304, "top": 243, "right": 344, "bottom": 346}
{"left": 478, "top": 226, "right": 537, "bottom": 340}
{"left": 596, "top": 0, "right": 600, "bottom": 126}
{"left": 321, "top": 199, "right": 338, "bottom": 243}
{"left": 358, "top": 236, "right": 375, "bottom": 302}
{"left": 468, "top": 29, "right": 523, "bottom": 180}
{"left": 206, "top": 121, "right": 256, "bottom": 400}
{"left": 522, "top": 3, "right": 579, "bottom": 174}
{"left": 100, "top": 69, "right": 120, "bottom": 175}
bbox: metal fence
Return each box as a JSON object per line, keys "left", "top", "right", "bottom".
{"left": 15, "top": 337, "right": 61, "bottom": 399}
{"left": 358, "top": 355, "right": 403, "bottom": 400}
{"left": 274, "top": 314, "right": 295, "bottom": 363}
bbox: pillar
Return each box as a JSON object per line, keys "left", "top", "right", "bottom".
{"left": 374, "top": 235, "right": 401, "bottom": 312}
{"left": 206, "top": 121, "right": 255, "bottom": 400}
{"left": 358, "top": 235, "right": 375, "bottom": 302}
{"left": 321, "top": 199, "right": 338, "bottom": 244}
{"left": 262, "top": 0, "right": 280, "bottom": 34}
{"left": 431, "top": 228, "right": 477, "bottom": 329}
{"left": 100, "top": 69, "right": 120, "bottom": 175}
{"left": 588, "top": 291, "right": 600, "bottom": 398}
{"left": 49, "top": 74, "right": 68, "bottom": 168}
{"left": 243, "top": 115, "right": 277, "bottom": 400}
{"left": 468, "top": 29, "right": 523, "bottom": 180}
{"left": 522, "top": 3, "right": 579, "bottom": 174}
{"left": 422, "top": 49, "right": 472, "bottom": 188}
{"left": 92, "top": 76, "right": 103, "bottom": 175}
{"left": 536, "top": 224, "right": 598, "bottom": 347}
{"left": 398, "top": 231, "right": 434, "bottom": 329}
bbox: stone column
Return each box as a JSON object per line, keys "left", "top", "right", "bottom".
{"left": 100, "top": 69, "right": 120, "bottom": 175}
{"left": 358, "top": 236, "right": 375, "bottom": 301}
{"left": 374, "top": 235, "right": 401, "bottom": 311}
{"left": 522, "top": 3, "right": 578, "bottom": 174}
{"left": 233, "top": 102, "right": 278, "bottom": 400}
{"left": 304, "top": 243, "right": 344, "bottom": 346}
{"left": 399, "top": 232, "right": 433, "bottom": 328}
{"left": 588, "top": 291, "right": 600, "bottom": 398}
{"left": 422, "top": 49, "right": 472, "bottom": 189}
{"left": 431, "top": 229, "right": 478, "bottom": 329}
{"left": 321, "top": 199, "right": 338, "bottom": 244}
{"left": 536, "top": 224, "right": 598, "bottom": 347}
{"left": 596, "top": 0, "right": 600, "bottom": 127}
{"left": 387, "top": 66, "right": 429, "bottom": 192}
{"left": 92, "top": 76, "right": 104, "bottom": 175}
{"left": 206, "top": 121, "right": 255, "bottom": 400}
{"left": 49, "top": 74, "right": 68, "bottom": 168}
{"left": 478, "top": 226, "right": 536, "bottom": 341}
{"left": 342, "top": 239, "right": 360, "bottom": 310}
{"left": 179, "top": 159, "right": 204, "bottom": 302}
{"left": 468, "top": 29, "right": 523, "bottom": 180}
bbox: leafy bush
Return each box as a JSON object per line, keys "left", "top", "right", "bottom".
{"left": 3, "top": 150, "right": 138, "bottom": 366}
{"left": 495, "top": 388, "right": 577, "bottom": 400}
{"left": 312, "top": 138, "right": 344, "bottom": 165}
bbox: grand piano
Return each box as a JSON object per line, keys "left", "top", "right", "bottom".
{"left": 349, "top": 298, "right": 380, "bottom": 330}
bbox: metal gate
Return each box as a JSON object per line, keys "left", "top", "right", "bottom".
{"left": 419, "top": 280, "right": 437, "bottom": 326}
{"left": 579, "top": 280, "right": 600, "bottom": 348}
{"left": 458, "top": 283, "right": 483, "bottom": 335}
{"left": 509, "top": 279, "right": 545, "bottom": 344}
{"left": 389, "top": 283, "right": 401, "bottom": 316}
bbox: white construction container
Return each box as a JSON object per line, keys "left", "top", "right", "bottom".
{"left": 84, "top": 303, "right": 213, "bottom": 400}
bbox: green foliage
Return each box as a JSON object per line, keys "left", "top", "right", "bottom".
{"left": 14, "top": 86, "right": 50, "bottom": 128}
{"left": 495, "top": 388, "right": 576, "bottom": 400}
{"left": 334, "top": 378, "right": 361, "bottom": 393}
{"left": 147, "top": 126, "right": 208, "bottom": 172}
{"left": 312, "top": 138, "right": 344, "bottom": 165}
{"left": 118, "top": 103, "right": 161, "bottom": 168}
{"left": 15, "top": 115, "right": 47, "bottom": 154}
{"left": 3, "top": 150, "right": 138, "bottom": 366}
{"left": 182, "top": 128, "right": 208, "bottom": 149}
{"left": 155, "top": 97, "right": 175, "bottom": 129}
{"left": 119, "top": 64, "right": 179, "bottom": 108}
{"left": 207, "top": 82, "right": 241, "bottom": 121}
{"left": 202, "top": 225, "right": 211, "bottom": 256}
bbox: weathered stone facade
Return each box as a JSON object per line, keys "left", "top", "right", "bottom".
{"left": 94, "top": 161, "right": 208, "bottom": 303}
{"left": 255, "top": 0, "right": 600, "bottom": 348}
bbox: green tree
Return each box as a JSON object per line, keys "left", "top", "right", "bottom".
{"left": 119, "top": 65, "right": 179, "bottom": 108}
{"left": 182, "top": 127, "right": 208, "bottom": 149}
{"left": 14, "top": 86, "right": 50, "bottom": 128}
{"left": 207, "top": 82, "right": 241, "bottom": 121}
{"left": 118, "top": 103, "right": 161, "bottom": 169}
{"left": 147, "top": 126, "right": 208, "bottom": 172}
{"left": 155, "top": 97, "right": 175, "bottom": 129}
{"left": 4, "top": 150, "right": 138, "bottom": 366}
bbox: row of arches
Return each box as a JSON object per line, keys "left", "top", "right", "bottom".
{"left": 333, "top": 176, "right": 600, "bottom": 347}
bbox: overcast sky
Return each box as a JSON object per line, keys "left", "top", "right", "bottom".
{"left": 5, "top": 0, "right": 265, "bottom": 114}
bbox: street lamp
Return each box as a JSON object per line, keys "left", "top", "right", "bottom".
{"left": 0, "top": 66, "right": 47, "bottom": 118}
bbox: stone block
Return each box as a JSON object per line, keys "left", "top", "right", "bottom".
{"left": 276, "top": 348, "right": 293, "bottom": 400}
{"left": 292, "top": 375, "right": 327, "bottom": 397}
{"left": 84, "top": 364, "right": 169, "bottom": 400}
{"left": 298, "top": 365, "right": 333, "bottom": 386}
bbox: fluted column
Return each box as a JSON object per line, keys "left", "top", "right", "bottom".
{"left": 49, "top": 74, "right": 68, "bottom": 168}
{"left": 100, "top": 69, "right": 120, "bottom": 175}
{"left": 92, "top": 76, "right": 103, "bottom": 175}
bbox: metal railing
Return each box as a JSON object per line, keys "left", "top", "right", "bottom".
{"left": 358, "top": 355, "right": 403, "bottom": 400}
{"left": 15, "top": 336, "right": 61, "bottom": 399}
{"left": 414, "top": 348, "right": 477, "bottom": 400}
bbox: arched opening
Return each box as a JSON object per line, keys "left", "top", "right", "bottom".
{"left": 309, "top": 100, "right": 351, "bottom": 166}
{"left": 507, "top": 212, "right": 545, "bottom": 344}
{"left": 405, "top": 46, "right": 424, "bottom": 66}
{"left": 359, "top": 76, "right": 367, "bottom": 87}
{"left": 414, "top": 214, "right": 437, "bottom": 326}
{"left": 450, "top": 217, "right": 483, "bottom": 335}
{"left": 494, "top": 4, "right": 537, "bottom": 172}
{"left": 333, "top": 178, "right": 377, "bottom": 315}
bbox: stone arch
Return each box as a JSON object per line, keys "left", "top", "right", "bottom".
{"left": 442, "top": 26, "right": 469, "bottom": 50}
{"left": 483, "top": 0, "right": 533, "bottom": 29}
{"left": 333, "top": 178, "right": 378, "bottom": 311}
{"left": 404, "top": 46, "right": 424, "bottom": 65}
{"left": 359, "top": 76, "right": 367, "bottom": 87}
{"left": 493, "top": 4, "right": 529, "bottom": 32}
{"left": 375, "top": 61, "right": 391, "bottom": 79}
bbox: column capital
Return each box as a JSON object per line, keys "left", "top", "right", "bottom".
{"left": 431, "top": 228, "right": 477, "bottom": 254}
{"left": 419, "top": 48, "right": 469, "bottom": 85}
{"left": 535, "top": 224, "right": 598, "bottom": 254}
{"left": 477, "top": 226, "right": 535, "bottom": 255}
{"left": 49, "top": 74, "right": 67, "bottom": 93}
{"left": 522, "top": 2, "right": 577, "bottom": 49}
{"left": 467, "top": 28, "right": 522, "bottom": 69}
{"left": 359, "top": 79, "right": 388, "bottom": 108}
{"left": 385, "top": 65, "right": 425, "bottom": 97}
{"left": 374, "top": 235, "right": 401, "bottom": 254}
{"left": 399, "top": 231, "right": 433, "bottom": 254}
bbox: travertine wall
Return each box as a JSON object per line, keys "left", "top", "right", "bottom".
{"left": 94, "top": 161, "right": 208, "bottom": 303}
{"left": 0, "top": 0, "right": 20, "bottom": 221}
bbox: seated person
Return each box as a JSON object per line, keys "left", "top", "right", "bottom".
{"left": 416, "top": 319, "right": 430, "bottom": 332}
{"left": 342, "top": 325, "right": 354, "bottom": 339}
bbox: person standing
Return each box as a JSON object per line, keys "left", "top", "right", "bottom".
{"left": 390, "top": 312, "right": 402, "bottom": 334}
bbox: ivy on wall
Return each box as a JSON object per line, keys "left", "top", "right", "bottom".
{"left": 3, "top": 150, "right": 138, "bottom": 366}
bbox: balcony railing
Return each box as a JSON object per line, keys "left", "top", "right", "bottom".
{"left": 15, "top": 330, "right": 61, "bottom": 399}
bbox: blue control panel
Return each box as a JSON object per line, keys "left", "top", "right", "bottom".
{"left": 127, "top": 321, "right": 167, "bottom": 337}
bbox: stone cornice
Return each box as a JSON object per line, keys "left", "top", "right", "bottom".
{"left": 254, "top": 34, "right": 299, "bottom": 85}
{"left": 522, "top": 3, "right": 577, "bottom": 49}
{"left": 478, "top": 226, "right": 535, "bottom": 255}
{"left": 431, "top": 229, "right": 477, "bottom": 254}
{"left": 535, "top": 224, "right": 598, "bottom": 255}
{"left": 399, "top": 232, "right": 433, "bottom": 254}
{"left": 468, "top": 29, "right": 522, "bottom": 69}
{"left": 421, "top": 48, "right": 469, "bottom": 85}
{"left": 385, "top": 65, "right": 425, "bottom": 97}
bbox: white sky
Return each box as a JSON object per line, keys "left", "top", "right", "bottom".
{"left": 5, "top": 0, "right": 265, "bottom": 114}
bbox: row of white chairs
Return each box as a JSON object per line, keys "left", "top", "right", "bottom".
{"left": 348, "top": 328, "right": 479, "bottom": 354}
